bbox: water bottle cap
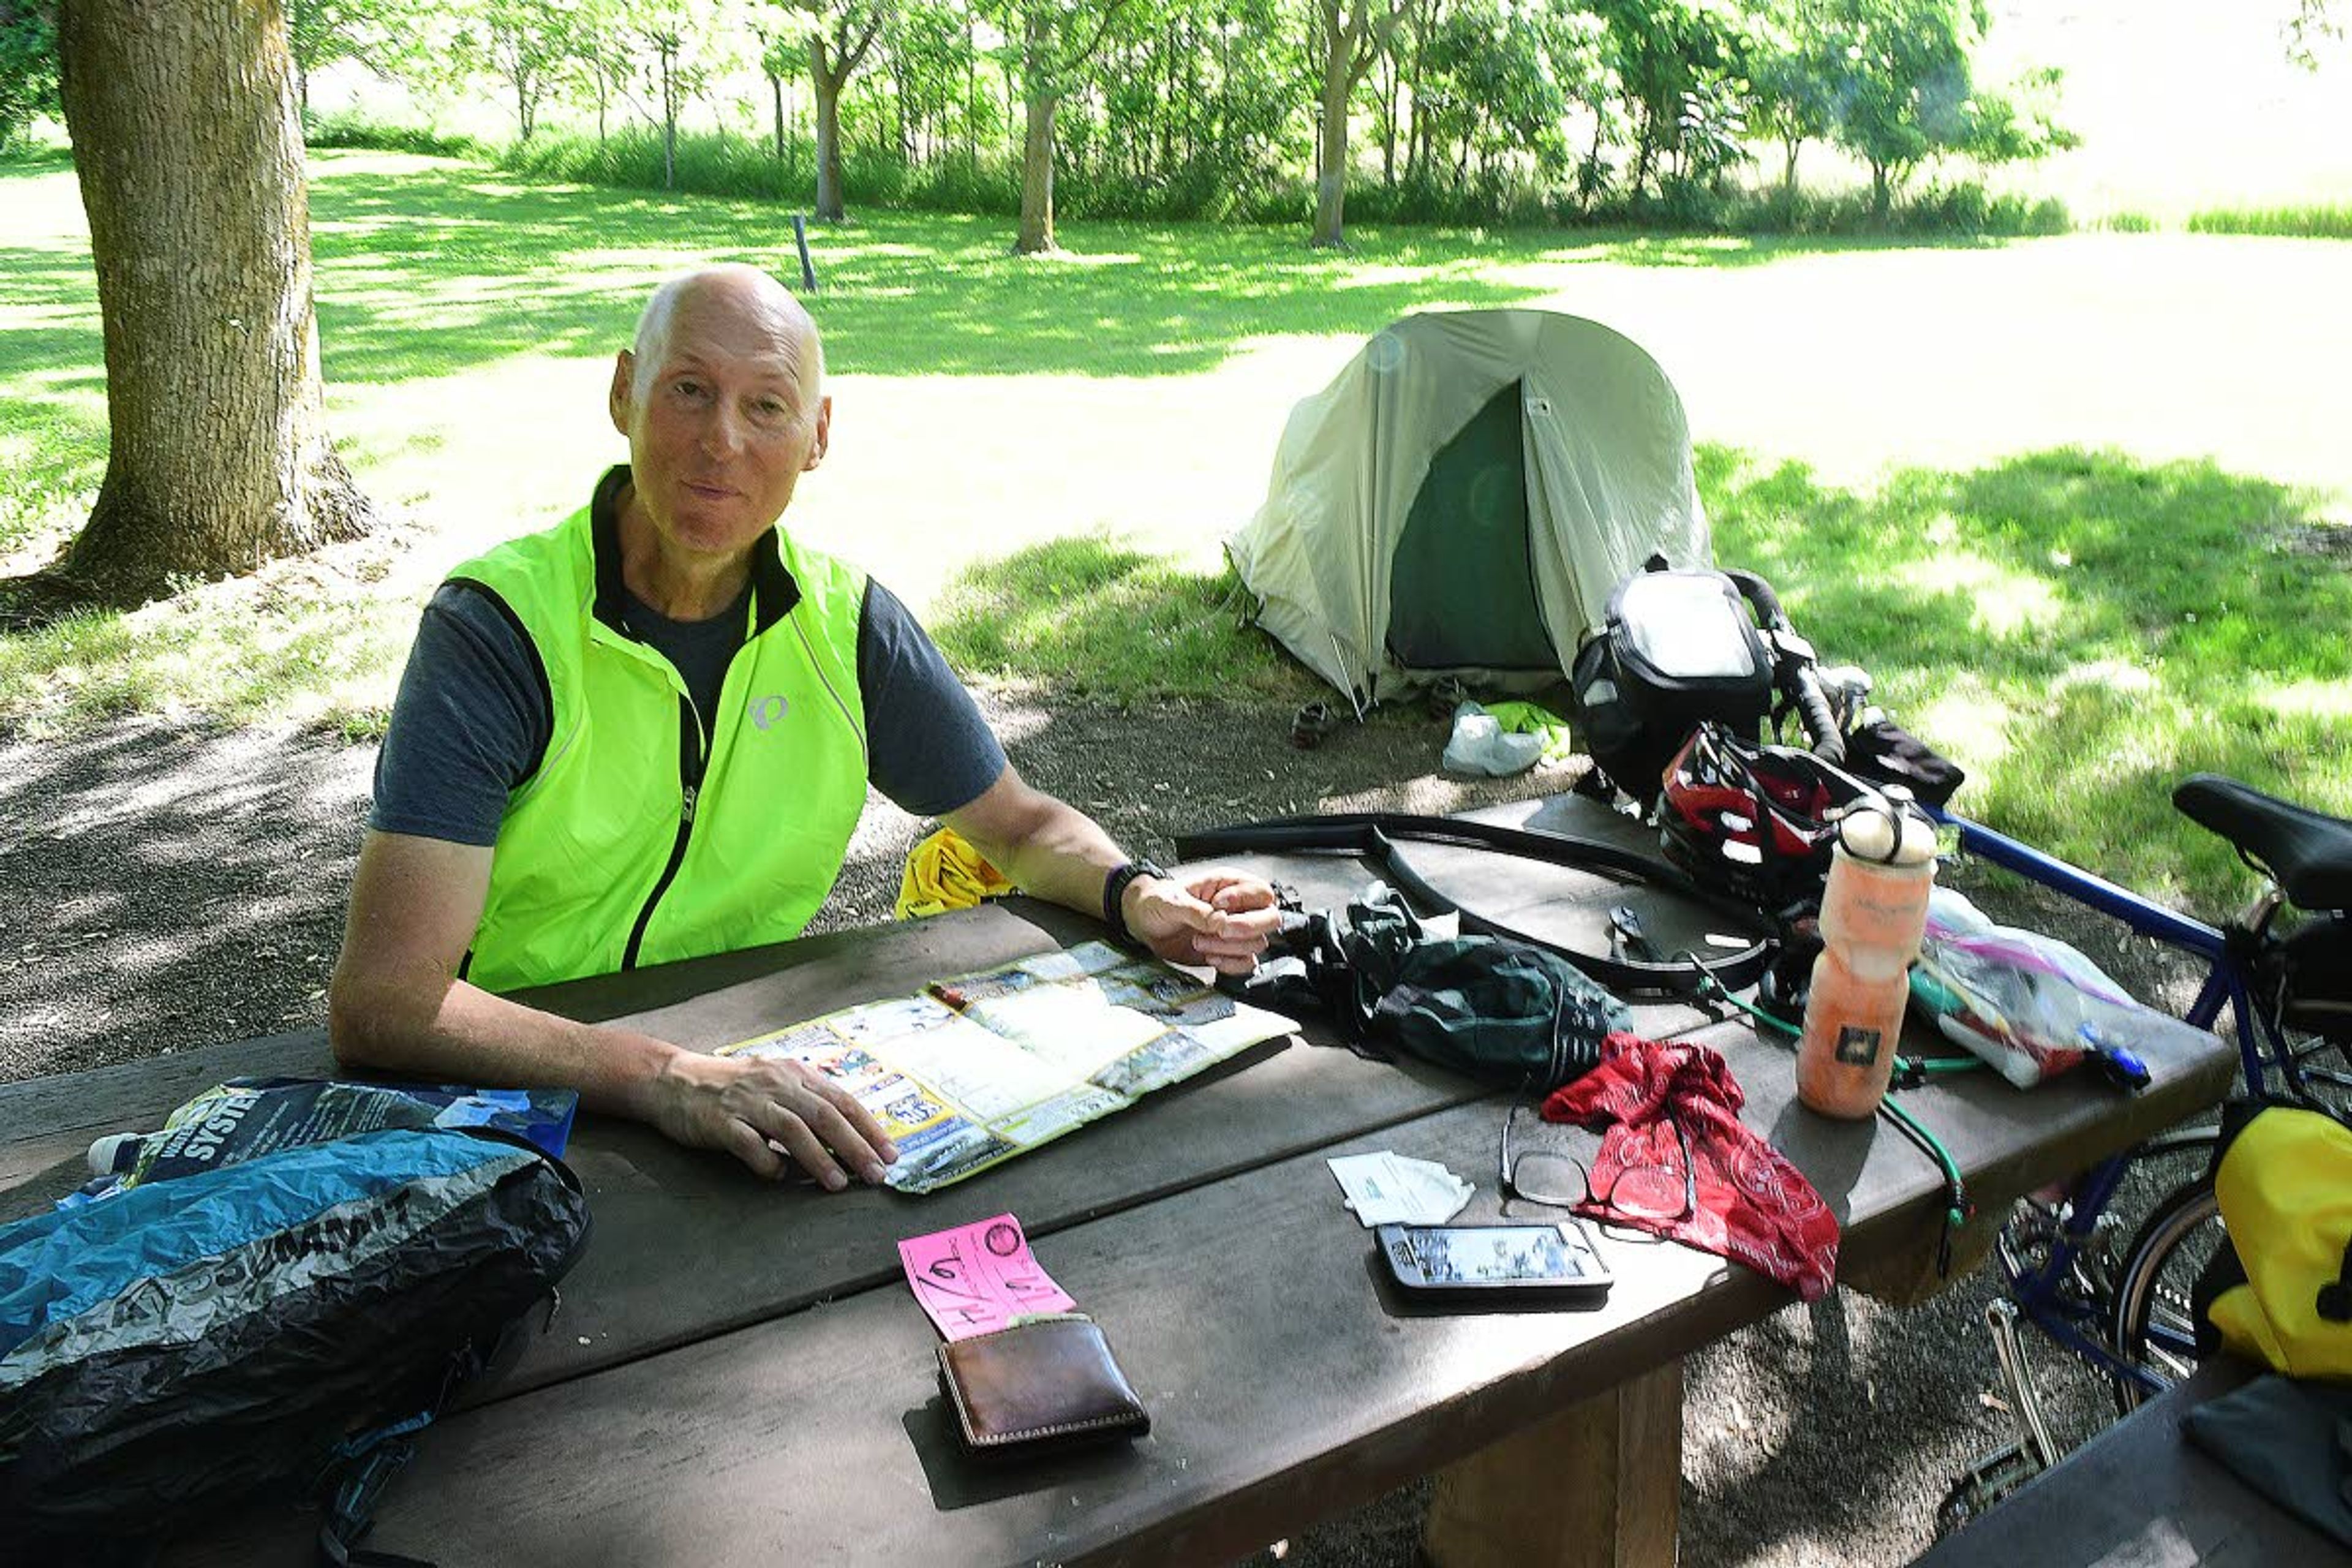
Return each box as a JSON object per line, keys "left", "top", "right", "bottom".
{"left": 86, "top": 1132, "right": 145, "bottom": 1177}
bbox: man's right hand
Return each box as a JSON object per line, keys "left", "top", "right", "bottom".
{"left": 646, "top": 1050, "right": 900, "bottom": 1188}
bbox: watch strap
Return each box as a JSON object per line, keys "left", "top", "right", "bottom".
{"left": 1102, "top": 859, "right": 1171, "bottom": 945}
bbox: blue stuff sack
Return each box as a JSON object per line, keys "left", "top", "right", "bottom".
{"left": 0, "top": 1125, "right": 590, "bottom": 1562}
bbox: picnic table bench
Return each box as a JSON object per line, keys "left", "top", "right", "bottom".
{"left": 1911, "top": 1357, "right": 2351, "bottom": 1567}
{"left": 0, "top": 795, "right": 2239, "bottom": 1567}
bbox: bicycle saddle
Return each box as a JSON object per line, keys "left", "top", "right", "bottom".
{"left": 2174, "top": 774, "right": 2352, "bottom": 911}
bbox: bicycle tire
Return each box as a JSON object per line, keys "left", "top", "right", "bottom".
{"left": 2108, "top": 1175, "right": 2225, "bottom": 1416}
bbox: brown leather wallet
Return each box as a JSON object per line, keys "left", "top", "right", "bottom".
{"left": 936, "top": 1313, "right": 1150, "bottom": 1457}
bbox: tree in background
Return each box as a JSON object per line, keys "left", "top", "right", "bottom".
{"left": 1746, "top": 0, "right": 1836, "bottom": 202}
{"left": 1306, "top": 0, "right": 1408, "bottom": 246}
{"left": 1589, "top": 0, "right": 1751, "bottom": 203}
{"left": 983, "top": 0, "right": 1139, "bottom": 253}
{"left": 463, "top": 0, "right": 584, "bottom": 140}
{"left": 780, "top": 0, "right": 891, "bottom": 219}
{"left": 1814, "top": 0, "right": 2070, "bottom": 217}
{"left": 0, "top": 0, "right": 55, "bottom": 150}
{"left": 2288, "top": 0, "right": 2340, "bottom": 68}
{"left": 287, "top": 0, "right": 432, "bottom": 112}
{"left": 20, "top": 0, "right": 374, "bottom": 616}
{"left": 565, "top": 0, "right": 645, "bottom": 143}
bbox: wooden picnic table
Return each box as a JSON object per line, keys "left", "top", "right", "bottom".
{"left": 0, "top": 795, "right": 2238, "bottom": 1567}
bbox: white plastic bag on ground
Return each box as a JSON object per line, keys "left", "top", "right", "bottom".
{"left": 1440, "top": 701, "right": 1543, "bottom": 777}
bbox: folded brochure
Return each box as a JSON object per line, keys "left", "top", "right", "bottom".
{"left": 720, "top": 941, "right": 1294, "bottom": 1193}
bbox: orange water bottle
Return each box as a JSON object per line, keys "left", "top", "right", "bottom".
{"left": 1798, "top": 788, "right": 1938, "bottom": 1118}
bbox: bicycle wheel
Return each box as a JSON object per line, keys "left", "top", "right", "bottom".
{"left": 2108, "top": 1175, "right": 2225, "bottom": 1415}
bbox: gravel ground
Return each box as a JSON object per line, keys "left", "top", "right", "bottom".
{"left": 0, "top": 695, "right": 2206, "bottom": 1567}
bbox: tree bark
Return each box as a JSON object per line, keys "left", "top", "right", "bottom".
{"left": 1311, "top": 3, "right": 1354, "bottom": 248}
{"left": 1015, "top": 86, "right": 1058, "bottom": 254}
{"left": 813, "top": 37, "right": 846, "bottom": 221}
{"left": 47, "top": 0, "right": 372, "bottom": 608}
{"left": 657, "top": 33, "right": 677, "bottom": 189}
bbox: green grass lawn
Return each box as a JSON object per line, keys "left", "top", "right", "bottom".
{"left": 4, "top": 149, "right": 2349, "bottom": 916}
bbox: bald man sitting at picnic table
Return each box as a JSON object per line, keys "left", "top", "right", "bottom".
{"left": 330, "top": 264, "right": 1281, "bottom": 1189}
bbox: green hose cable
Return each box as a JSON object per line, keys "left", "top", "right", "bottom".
{"left": 1879, "top": 1091, "right": 1973, "bottom": 1275}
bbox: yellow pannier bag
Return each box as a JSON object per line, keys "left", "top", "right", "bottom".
{"left": 2196, "top": 1100, "right": 2352, "bottom": 1381}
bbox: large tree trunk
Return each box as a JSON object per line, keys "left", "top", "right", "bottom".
{"left": 1311, "top": 17, "right": 1353, "bottom": 249}
{"left": 47, "top": 0, "right": 371, "bottom": 608}
{"left": 812, "top": 42, "right": 846, "bottom": 222}
{"left": 1014, "top": 88, "right": 1058, "bottom": 254}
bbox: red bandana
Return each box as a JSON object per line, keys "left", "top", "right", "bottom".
{"left": 1543, "top": 1031, "right": 1840, "bottom": 1301}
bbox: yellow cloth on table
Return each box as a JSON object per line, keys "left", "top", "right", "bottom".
{"left": 1484, "top": 699, "right": 1577, "bottom": 764}
{"left": 895, "top": 827, "right": 1016, "bottom": 920}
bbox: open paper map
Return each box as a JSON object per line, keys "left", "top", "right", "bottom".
{"left": 717, "top": 942, "right": 1295, "bottom": 1193}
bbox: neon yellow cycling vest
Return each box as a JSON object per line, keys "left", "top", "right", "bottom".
{"left": 450, "top": 470, "right": 870, "bottom": 992}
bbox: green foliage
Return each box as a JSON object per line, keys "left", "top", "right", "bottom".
{"left": 304, "top": 111, "right": 490, "bottom": 160}
{"left": 0, "top": 1, "right": 56, "bottom": 152}
{"left": 500, "top": 126, "right": 814, "bottom": 200}
{"left": 287, "top": 0, "right": 439, "bottom": 86}
{"left": 289, "top": 0, "right": 2079, "bottom": 238}
{"left": 1779, "top": 0, "right": 2074, "bottom": 216}
{"left": 2187, "top": 204, "right": 2352, "bottom": 240}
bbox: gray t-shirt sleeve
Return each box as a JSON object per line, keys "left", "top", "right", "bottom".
{"left": 858, "top": 578, "right": 1007, "bottom": 818}
{"left": 368, "top": 584, "right": 551, "bottom": 846}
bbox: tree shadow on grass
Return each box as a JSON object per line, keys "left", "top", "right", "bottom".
{"left": 1703, "top": 442, "right": 2352, "bottom": 912}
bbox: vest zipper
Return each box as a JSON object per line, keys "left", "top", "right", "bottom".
{"left": 622, "top": 694, "right": 707, "bottom": 969}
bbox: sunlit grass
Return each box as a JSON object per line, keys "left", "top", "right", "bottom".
{"left": 1705, "top": 444, "right": 2352, "bottom": 911}
{"left": 2187, "top": 203, "right": 2352, "bottom": 239}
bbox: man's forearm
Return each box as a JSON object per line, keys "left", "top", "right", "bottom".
{"left": 955, "top": 788, "right": 1133, "bottom": 922}
{"left": 328, "top": 966, "right": 679, "bottom": 1123}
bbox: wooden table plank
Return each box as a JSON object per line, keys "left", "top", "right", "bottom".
{"left": 173, "top": 1008, "right": 2236, "bottom": 1568}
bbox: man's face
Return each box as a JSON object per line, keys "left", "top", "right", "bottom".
{"left": 609, "top": 282, "right": 832, "bottom": 562}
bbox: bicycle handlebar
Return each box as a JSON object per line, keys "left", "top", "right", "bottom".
{"left": 1724, "top": 568, "right": 1846, "bottom": 763}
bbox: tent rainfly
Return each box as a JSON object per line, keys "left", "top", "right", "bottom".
{"left": 1227, "top": 309, "right": 1711, "bottom": 715}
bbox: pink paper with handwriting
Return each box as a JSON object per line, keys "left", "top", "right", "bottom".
{"left": 897, "top": 1212, "right": 1078, "bottom": 1341}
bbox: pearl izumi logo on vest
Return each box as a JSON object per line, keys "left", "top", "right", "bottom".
{"left": 747, "top": 695, "right": 790, "bottom": 731}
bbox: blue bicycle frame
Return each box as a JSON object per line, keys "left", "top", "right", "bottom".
{"left": 1932, "top": 807, "right": 2286, "bottom": 1392}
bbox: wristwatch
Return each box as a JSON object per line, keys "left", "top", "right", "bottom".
{"left": 1101, "top": 859, "right": 1172, "bottom": 946}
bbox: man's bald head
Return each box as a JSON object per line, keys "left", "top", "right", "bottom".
{"left": 628, "top": 265, "right": 824, "bottom": 403}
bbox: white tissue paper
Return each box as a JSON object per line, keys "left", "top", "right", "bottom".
{"left": 1327, "top": 1151, "right": 1477, "bottom": 1227}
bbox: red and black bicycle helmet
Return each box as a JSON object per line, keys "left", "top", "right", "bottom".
{"left": 1659, "top": 721, "right": 1879, "bottom": 911}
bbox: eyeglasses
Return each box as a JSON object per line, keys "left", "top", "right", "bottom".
{"left": 1500, "top": 1105, "right": 1697, "bottom": 1225}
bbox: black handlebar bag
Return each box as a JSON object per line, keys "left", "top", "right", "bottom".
{"left": 1570, "top": 568, "right": 1776, "bottom": 805}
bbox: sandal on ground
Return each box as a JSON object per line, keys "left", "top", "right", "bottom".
{"left": 1290, "top": 701, "right": 1338, "bottom": 750}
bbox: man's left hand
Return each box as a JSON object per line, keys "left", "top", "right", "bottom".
{"left": 1123, "top": 871, "right": 1283, "bottom": 974}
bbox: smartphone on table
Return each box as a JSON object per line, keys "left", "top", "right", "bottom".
{"left": 1376, "top": 1219, "right": 1613, "bottom": 1300}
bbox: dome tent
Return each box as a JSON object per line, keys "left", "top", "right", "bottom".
{"left": 1227, "top": 309, "right": 1711, "bottom": 715}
